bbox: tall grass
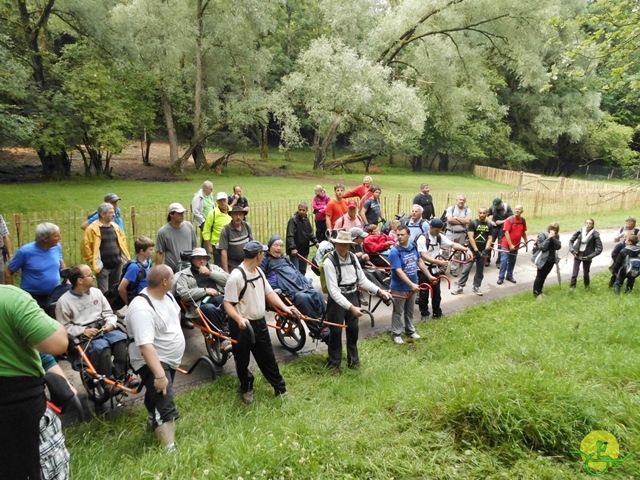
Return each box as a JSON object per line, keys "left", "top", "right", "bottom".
{"left": 64, "top": 274, "right": 640, "bottom": 479}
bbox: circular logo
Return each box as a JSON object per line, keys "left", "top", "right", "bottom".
{"left": 580, "top": 431, "right": 619, "bottom": 473}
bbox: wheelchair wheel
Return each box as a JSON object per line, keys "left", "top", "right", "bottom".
{"left": 275, "top": 313, "right": 306, "bottom": 352}
{"left": 204, "top": 333, "right": 229, "bottom": 367}
{"left": 81, "top": 372, "right": 110, "bottom": 405}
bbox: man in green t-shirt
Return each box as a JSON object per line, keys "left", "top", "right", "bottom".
{"left": 0, "top": 285, "right": 68, "bottom": 480}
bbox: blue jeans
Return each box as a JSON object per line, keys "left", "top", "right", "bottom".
{"left": 498, "top": 249, "right": 517, "bottom": 280}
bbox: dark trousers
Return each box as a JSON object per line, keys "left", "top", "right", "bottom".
{"left": 614, "top": 272, "right": 636, "bottom": 294}
{"left": 570, "top": 257, "right": 592, "bottom": 288}
{"left": 229, "top": 318, "right": 286, "bottom": 394}
{"left": 200, "top": 302, "right": 228, "bottom": 332}
{"left": 0, "top": 376, "right": 46, "bottom": 480}
{"left": 289, "top": 252, "right": 309, "bottom": 276}
{"left": 418, "top": 271, "right": 442, "bottom": 317}
{"left": 84, "top": 329, "right": 128, "bottom": 378}
{"left": 533, "top": 259, "right": 555, "bottom": 295}
{"left": 315, "top": 220, "right": 328, "bottom": 241}
{"left": 457, "top": 253, "right": 485, "bottom": 288}
{"left": 326, "top": 291, "right": 360, "bottom": 368}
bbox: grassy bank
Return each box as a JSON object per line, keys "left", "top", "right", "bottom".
{"left": 65, "top": 273, "right": 640, "bottom": 479}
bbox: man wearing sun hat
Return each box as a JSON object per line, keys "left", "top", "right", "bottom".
{"left": 323, "top": 230, "right": 391, "bottom": 373}
{"left": 155, "top": 202, "right": 198, "bottom": 273}
{"left": 224, "top": 241, "right": 296, "bottom": 404}
{"left": 333, "top": 200, "right": 365, "bottom": 230}
{"left": 219, "top": 205, "right": 253, "bottom": 273}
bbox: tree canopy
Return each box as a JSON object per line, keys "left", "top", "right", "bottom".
{"left": 0, "top": 0, "right": 638, "bottom": 177}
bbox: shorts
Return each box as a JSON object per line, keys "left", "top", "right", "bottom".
{"left": 138, "top": 364, "right": 179, "bottom": 430}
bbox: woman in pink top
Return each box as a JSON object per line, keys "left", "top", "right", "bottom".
{"left": 312, "top": 185, "right": 331, "bottom": 240}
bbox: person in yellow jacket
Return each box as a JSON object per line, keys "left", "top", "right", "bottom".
{"left": 81, "top": 202, "right": 130, "bottom": 293}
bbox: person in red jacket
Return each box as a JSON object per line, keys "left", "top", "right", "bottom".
{"left": 344, "top": 176, "right": 373, "bottom": 205}
{"left": 363, "top": 224, "right": 396, "bottom": 254}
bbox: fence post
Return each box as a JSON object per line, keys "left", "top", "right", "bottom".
{"left": 130, "top": 206, "right": 137, "bottom": 238}
{"left": 13, "top": 213, "right": 23, "bottom": 247}
{"left": 396, "top": 194, "right": 401, "bottom": 216}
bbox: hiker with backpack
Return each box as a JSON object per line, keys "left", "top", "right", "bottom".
{"left": 568, "top": 219, "right": 603, "bottom": 289}
{"left": 531, "top": 222, "right": 561, "bottom": 298}
{"left": 117, "top": 235, "right": 155, "bottom": 306}
{"left": 389, "top": 225, "right": 432, "bottom": 345}
{"left": 415, "top": 218, "right": 470, "bottom": 321}
{"left": 444, "top": 195, "right": 472, "bottom": 277}
{"left": 487, "top": 198, "right": 513, "bottom": 268}
{"left": 224, "top": 241, "right": 295, "bottom": 404}
{"left": 202, "top": 192, "right": 232, "bottom": 267}
{"left": 404, "top": 205, "right": 430, "bottom": 243}
{"left": 323, "top": 231, "right": 391, "bottom": 373}
{"left": 611, "top": 234, "right": 640, "bottom": 294}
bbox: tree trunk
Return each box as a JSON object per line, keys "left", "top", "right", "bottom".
{"left": 140, "top": 132, "right": 152, "bottom": 166}
{"left": 259, "top": 125, "right": 269, "bottom": 159}
{"left": 191, "top": 143, "right": 208, "bottom": 169}
{"left": 324, "top": 154, "right": 375, "bottom": 170}
{"left": 438, "top": 152, "right": 449, "bottom": 172}
{"left": 38, "top": 148, "right": 71, "bottom": 178}
{"left": 410, "top": 155, "right": 423, "bottom": 172}
{"left": 313, "top": 117, "right": 342, "bottom": 170}
{"left": 162, "top": 93, "right": 179, "bottom": 167}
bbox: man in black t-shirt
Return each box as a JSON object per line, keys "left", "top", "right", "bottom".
{"left": 451, "top": 208, "right": 493, "bottom": 296}
{"left": 413, "top": 183, "right": 435, "bottom": 220}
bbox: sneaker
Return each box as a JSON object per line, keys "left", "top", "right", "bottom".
{"left": 496, "top": 279, "right": 504, "bottom": 285}
{"left": 506, "top": 277, "right": 516, "bottom": 284}
{"left": 165, "top": 443, "right": 177, "bottom": 454}
{"left": 409, "top": 332, "right": 421, "bottom": 339}
{"left": 124, "top": 374, "right": 141, "bottom": 389}
{"left": 392, "top": 336, "right": 404, "bottom": 345}
{"left": 242, "top": 390, "right": 254, "bottom": 404}
{"left": 181, "top": 319, "right": 194, "bottom": 330}
{"left": 451, "top": 286, "right": 463, "bottom": 295}
{"left": 420, "top": 315, "right": 430, "bottom": 322}
{"left": 451, "top": 271, "right": 458, "bottom": 277}
{"left": 147, "top": 414, "right": 155, "bottom": 431}
{"left": 472, "top": 286, "right": 483, "bottom": 296}
{"left": 221, "top": 339, "right": 233, "bottom": 353}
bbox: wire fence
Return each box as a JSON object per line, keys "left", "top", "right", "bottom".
{"left": 7, "top": 186, "right": 640, "bottom": 266}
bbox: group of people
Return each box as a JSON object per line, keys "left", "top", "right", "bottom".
{"left": 1, "top": 176, "right": 638, "bottom": 474}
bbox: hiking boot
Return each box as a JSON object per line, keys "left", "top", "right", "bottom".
{"left": 496, "top": 279, "right": 504, "bottom": 285}
{"left": 165, "top": 443, "right": 177, "bottom": 454}
{"left": 392, "top": 336, "right": 404, "bottom": 345}
{"left": 472, "top": 286, "right": 483, "bottom": 296}
{"left": 506, "top": 277, "right": 516, "bottom": 284}
{"left": 409, "top": 332, "right": 421, "bottom": 339}
{"left": 181, "top": 319, "right": 194, "bottom": 330}
{"left": 124, "top": 374, "right": 141, "bottom": 389}
{"left": 242, "top": 390, "right": 254, "bottom": 404}
{"left": 451, "top": 286, "right": 463, "bottom": 295}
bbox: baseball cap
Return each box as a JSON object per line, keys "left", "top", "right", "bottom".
{"left": 104, "top": 193, "right": 120, "bottom": 203}
{"left": 216, "top": 191, "right": 228, "bottom": 200}
{"left": 347, "top": 200, "right": 358, "bottom": 208}
{"left": 430, "top": 218, "right": 444, "bottom": 229}
{"left": 168, "top": 202, "right": 187, "bottom": 214}
{"left": 244, "top": 240, "right": 267, "bottom": 258}
{"left": 492, "top": 197, "right": 502, "bottom": 207}
{"left": 350, "top": 227, "right": 368, "bottom": 239}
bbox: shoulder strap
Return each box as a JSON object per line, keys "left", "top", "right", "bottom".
{"left": 209, "top": 209, "right": 217, "bottom": 237}
{"left": 237, "top": 267, "right": 266, "bottom": 303}
{"left": 137, "top": 292, "right": 175, "bottom": 313}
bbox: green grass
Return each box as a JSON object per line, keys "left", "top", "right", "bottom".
{"left": 64, "top": 273, "right": 640, "bottom": 479}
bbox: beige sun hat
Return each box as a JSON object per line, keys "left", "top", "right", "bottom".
{"left": 332, "top": 230, "right": 355, "bottom": 244}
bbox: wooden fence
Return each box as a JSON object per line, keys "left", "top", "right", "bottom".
{"left": 473, "top": 165, "right": 638, "bottom": 193}
{"left": 7, "top": 188, "right": 640, "bottom": 265}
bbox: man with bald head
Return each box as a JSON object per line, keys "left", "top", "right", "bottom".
{"left": 126, "top": 265, "right": 185, "bottom": 453}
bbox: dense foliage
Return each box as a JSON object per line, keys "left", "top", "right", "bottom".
{"left": 0, "top": 0, "right": 638, "bottom": 176}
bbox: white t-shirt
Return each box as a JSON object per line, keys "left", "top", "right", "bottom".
{"left": 415, "top": 232, "right": 453, "bottom": 259}
{"left": 125, "top": 289, "right": 185, "bottom": 371}
{"left": 224, "top": 265, "right": 273, "bottom": 320}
